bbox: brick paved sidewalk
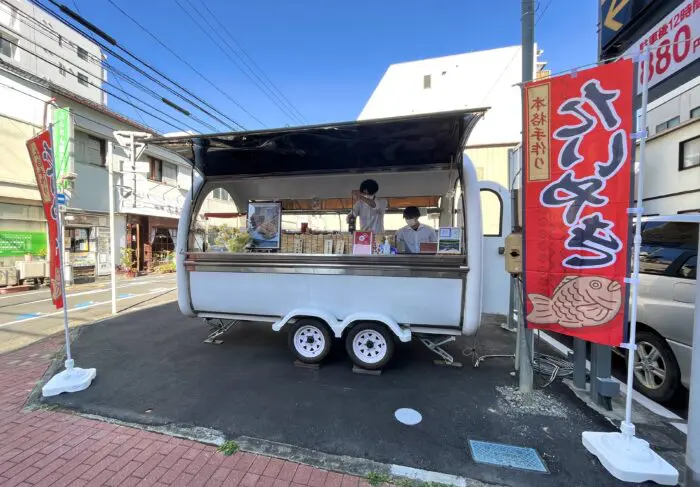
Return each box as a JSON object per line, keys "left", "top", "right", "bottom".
{"left": 0, "top": 336, "right": 368, "bottom": 487}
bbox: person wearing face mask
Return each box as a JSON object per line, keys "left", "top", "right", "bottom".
{"left": 396, "top": 206, "right": 437, "bottom": 254}
{"left": 348, "top": 179, "right": 387, "bottom": 233}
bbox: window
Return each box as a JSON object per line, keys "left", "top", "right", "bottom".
{"left": 480, "top": 189, "right": 503, "bottom": 237}
{"left": 75, "top": 132, "right": 106, "bottom": 166}
{"left": 691, "top": 106, "right": 700, "bottom": 119}
{"left": 679, "top": 255, "right": 696, "bottom": 279}
{"left": 148, "top": 157, "right": 163, "bottom": 182}
{"left": 66, "top": 228, "right": 90, "bottom": 252}
{"left": 212, "top": 188, "right": 231, "bottom": 200}
{"left": 423, "top": 74, "right": 431, "bottom": 89}
{"left": 0, "top": 33, "right": 17, "bottom": 59}
{"left": 162, "top": 161, "right": 177, "bottom": 185}
{"left": 77, "top": 72, "right": 88, "bottom": 86}
{"left": 77, "top": 46, "right": 88, "bottom": 60}
{"left": 59, "top": 63, "right": 66, "bottom": 76}
{"left": 656, "top": 116, "right": 680, "bottom": 133}
{"left": 640, "top": 222, "right": 699, "bottom": 276}
{"left": 680, "top": 136, "right": 700, "bottom": 170}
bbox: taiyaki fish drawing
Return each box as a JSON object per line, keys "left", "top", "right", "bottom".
{"left": 527, "top": 276, "right": 622, "bottom": 328}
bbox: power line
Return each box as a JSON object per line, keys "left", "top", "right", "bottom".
{"left": 105, "top": 0, "right": 267, "bottom": 128}
{"left": 7, "top": 0, "right": 230, "bottom": 131}
{"left": 5, "top": 26, "right": 218, "bottom": 133}
{"left": 192, "top": 0, "right": 306, "bottom": 124}
{"left": 28, "top": 0, "right": 245, "bottom": 130}
{"left": 2, "top": 37, "right": 192, "bottom": 133}
{"left": 70, "top": 0, "right": 148, "bottom": 128}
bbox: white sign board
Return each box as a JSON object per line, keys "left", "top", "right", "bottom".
{"left": 624, "top": 0, "right": 700, "bottom": 94}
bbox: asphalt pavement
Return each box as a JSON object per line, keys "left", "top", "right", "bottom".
{"left": 0, "top": 274, "right": 177, "bottom": 354}
{"left": 43, "top": 303, "right": 688, "bottom": 487}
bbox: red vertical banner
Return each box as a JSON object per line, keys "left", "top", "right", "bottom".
{"left": 522, "top": 60, "right": 634, "bottom": 347}
{"left": 26, "top": 130, "right": 64, "bottom": 309}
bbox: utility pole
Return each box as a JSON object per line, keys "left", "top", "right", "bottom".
{"left": 518, "top": 0, "right": 535, "bottom": 393}
{"left": 107, "top": 141, "right": 117, "bottom": 315}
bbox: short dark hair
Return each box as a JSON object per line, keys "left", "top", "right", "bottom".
{"left": 403, "top": 206, "right": 420, "bottom": 219}
{"left": 359, "top": 179, "right": 379, "bottom": 195}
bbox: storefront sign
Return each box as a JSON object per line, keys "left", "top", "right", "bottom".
{"left": 52, "top": 108, "right": 71, "bottom": 191}
{"left": 624, "top": 0, "right": 700, "bottom": 93}
{"left": 523, "top": 60, "right": 634, "bottom": 347}
{"left": 26, "top": 130, "right": 63, "bottom": 309}
{"left": 0, "top": 231, "right": 48, "bottom": 257}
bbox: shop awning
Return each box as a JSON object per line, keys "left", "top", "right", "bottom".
{"left": 146, "top": 109, "right": 487, "bottom": 178}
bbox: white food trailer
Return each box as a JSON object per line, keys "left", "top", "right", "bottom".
{"left": 149, "top": 110, "right": 506, "bottom": 370}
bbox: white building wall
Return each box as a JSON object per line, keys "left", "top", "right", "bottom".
{"left": 359, "top": 46, "right": 528, "bottom": 146}
{"left": 0, "top": 0, "right": 104, "bottom": 104}
{"left": 638, "top": 78, "right": 700, "bottom": 215}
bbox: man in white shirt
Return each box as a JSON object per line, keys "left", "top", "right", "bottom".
{"left": 348, "top": 179, "right": 387, "bottom": 233}
{"left": 396, "top": 206, "right": 437, "bottom": 254}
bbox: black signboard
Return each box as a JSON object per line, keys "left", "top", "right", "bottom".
{"left": 600, "top": 0, "right": 657, "bottom": 52}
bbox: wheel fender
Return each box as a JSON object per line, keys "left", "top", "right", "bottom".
{"left": 340, "top": 313, "right": 411, "bottom": 342}
{"left": 272, "top": 308, "right": 341, "bottom": 335}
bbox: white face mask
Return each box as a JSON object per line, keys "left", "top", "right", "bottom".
{"left": 405, "top": 218, "right": 418, "bottom": 227}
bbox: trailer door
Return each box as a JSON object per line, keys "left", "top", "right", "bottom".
{"left": 480, "top": 181, "right": 511, "bottom": 321}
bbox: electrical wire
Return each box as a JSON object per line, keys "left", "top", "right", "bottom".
{"left": 2, "top": 30, "right": 215, "bottom": 133}
{"left": 192, "top": 0, "right": 307, "bottom": 124}
{"left": 105, "top": 0, "right": 267, "bottom": 128}
{"left": 27, "top": 0, "right": 245, "bottom": 130}
{"left": 180, "top": 0, "right": 303, "bottom": 125}
{"left": 3, "top": 0, "right": 224, "bottom": 132}
{"left": 1, "top": 38, "right": 192, "bottom": 133}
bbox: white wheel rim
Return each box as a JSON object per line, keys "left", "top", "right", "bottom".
{"left": 293, "top": 325, "right": 326, "bottom": 358}
{"left": 352, "top": 330, "right": 387, "bottom": 364}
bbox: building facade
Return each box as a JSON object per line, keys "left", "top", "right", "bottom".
{"left": 0, "top": 0, "right": 235, "bottom": 282}
{"left": 639, "top": 78, "right": 700, "bottom": 215}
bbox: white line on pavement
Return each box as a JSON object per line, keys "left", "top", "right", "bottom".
{"left": 535, "top": 330, "right": 686, "bottom": 429}
{"left": 0, "top": 277, "right": 175, "bottom": 306}
{"left": 0, "top": 287, "right": 176, "bottom": 328}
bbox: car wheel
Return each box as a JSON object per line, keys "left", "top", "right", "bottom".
{"left": 632, "top": 330, "right": 681, "bottom": 402}
{"left": 345, "top": 322, "right": 394, "bottom": 370}
{"left": 288, "top": 319, "right": 332, "bottom": 364}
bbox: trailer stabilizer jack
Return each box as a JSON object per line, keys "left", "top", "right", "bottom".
{"left": 203, "top": 318, "right": 238, "bottom": 344}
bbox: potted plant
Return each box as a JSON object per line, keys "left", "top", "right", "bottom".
{"left": 120, "top": 247, "right": 136, "bottom": 278}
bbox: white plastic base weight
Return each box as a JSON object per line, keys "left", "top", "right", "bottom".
{"left": 42, "top": 366, "right": 97, "bottom": 397}
{"left": 582, "top": 431, "right": 678, "bottom": 485}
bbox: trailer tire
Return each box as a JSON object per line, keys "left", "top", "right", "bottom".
{"left": 345, "top": 322, "right": 394, "bottom": 370}
{"left": 288, "top": 319, "right": 332, "bottom": 364}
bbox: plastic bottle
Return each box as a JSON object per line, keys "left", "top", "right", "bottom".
{"left": 381, "top": 237, "right": 391, "bottom": 255}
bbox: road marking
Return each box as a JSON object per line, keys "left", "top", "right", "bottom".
{"left": 73, "top": 301, "right": 95, "bottom": 309}
{"left": 15, "top": 312, "right": 42, "bottom": 321}
{"left": 671, "top": 422, "right": 688, "bottom": 434}
{"left": 535, "top": 330, "right": 685, "bottom": 429}
{"left": 0, "top": 277, "right": 175, "bottom": 306}
{"left": 0, "top": 287, "right": 176, "bottom": 328}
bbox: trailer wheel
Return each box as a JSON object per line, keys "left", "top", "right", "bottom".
{"left": 288, "top": 319, "right": 332, "bottom": 364}
{"left": 345, "top": 322, "right": 394, "bottom": 370}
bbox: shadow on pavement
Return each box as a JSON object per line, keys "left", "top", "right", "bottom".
{"left": 43, "top": 303, "right": 670, "bottom": 487}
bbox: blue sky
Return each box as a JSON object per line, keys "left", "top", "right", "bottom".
{"left": 57, "top": 0, "right": 598, "bottom": 133}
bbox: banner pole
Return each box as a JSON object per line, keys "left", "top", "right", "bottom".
{"left": 582, "top": 51, "right": 678, "bottom": 485}
{"left": 621, "top": 49, "right": 650, "bottom": 435}
{"left": 57, "top": 204, "right": 72, "bottom": 368}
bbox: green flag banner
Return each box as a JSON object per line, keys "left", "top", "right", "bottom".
{"left": 52, "top": 107, "right": 71, "bottom": 190}
{"left": 0, "top": 231, "right": 48, "bottom": 257}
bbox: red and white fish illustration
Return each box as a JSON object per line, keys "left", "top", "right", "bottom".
{"left": 526, "top": 276, "right": 622, "bottom": 328}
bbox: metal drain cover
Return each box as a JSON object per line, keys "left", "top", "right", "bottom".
{"left": 468, "top": 439, "right": 548, "bottom": 473}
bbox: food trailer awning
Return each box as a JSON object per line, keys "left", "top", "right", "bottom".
{"left": 146, "top": 109, "right": 487, "bottom": 178}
